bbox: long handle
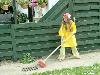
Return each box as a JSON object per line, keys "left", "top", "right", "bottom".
{"left": 44, "top": 33, "right": 74, "bottom": 62}
{"left": 44, "top": 45, "right": 61, "bottom": 61}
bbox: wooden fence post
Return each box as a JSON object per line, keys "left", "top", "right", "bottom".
{"left": 11, "top": 24, "right": 17, "bottom": 61}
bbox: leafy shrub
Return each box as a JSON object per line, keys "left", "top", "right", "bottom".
{"left": 20, "top": 53, "right": 35, "bottom": 64}
{"left": 17, "top": 13, "right": 27, "bottom": 23}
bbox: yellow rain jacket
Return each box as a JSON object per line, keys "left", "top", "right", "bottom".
{"left": 59, "top": 21, "right": 77, "bottom": 47}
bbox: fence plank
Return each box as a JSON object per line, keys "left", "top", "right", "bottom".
{"left": 0, "top": 51, "right": 13, "bottom": 57}
{"left": 16, "top": 42, "right": 60, "bottom": 51}
{"left": 15, "top": 28, "right": 58, "bottom": 36}
{"left": 15, "top": 35, "right": 59, "bottom": 44}
{"left": 0, "top": 36, "right": 12, "bottom": 42}
{"left": 0, "top": 44, "right": 12, "bottom": 49}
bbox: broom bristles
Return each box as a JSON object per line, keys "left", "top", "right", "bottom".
{"left": 37, "top": 59, "right": 47, "bottom": 68}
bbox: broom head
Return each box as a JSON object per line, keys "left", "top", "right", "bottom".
{"left": 37, "top": 59, "right": 46, "bottom": 68}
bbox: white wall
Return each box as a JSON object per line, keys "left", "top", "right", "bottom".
{"left": 48, "top": 0, "right": 59, "bottom": 10}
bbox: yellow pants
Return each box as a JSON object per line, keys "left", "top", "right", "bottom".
{"left": 59, "top": 47, "right": 80, "bottom": 57}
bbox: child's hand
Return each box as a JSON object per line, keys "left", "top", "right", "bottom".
{"left": 71, "top": 32, "right": 75, "bottom": 35}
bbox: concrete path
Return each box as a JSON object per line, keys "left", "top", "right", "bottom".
{"left": 0, "top": 50, "right": 100, "bottom": 75}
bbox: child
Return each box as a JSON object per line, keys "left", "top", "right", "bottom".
{"left": 58, "top": 13, "right": 80, "bottom": 61}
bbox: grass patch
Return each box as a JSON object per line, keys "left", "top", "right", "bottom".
{"left": 32, "top": 64, "right": 100, "bottom": 75}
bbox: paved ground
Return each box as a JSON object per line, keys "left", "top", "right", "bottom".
{"left": 0, "top": 50, "right": 100, "bottom": 75}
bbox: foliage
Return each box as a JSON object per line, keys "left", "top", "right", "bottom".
{"left": 0, "top": 0, "right": 29, "bottom": 8}
{"left": 18, "top": 0, "right": 29, "bottom": 9}
{"left": 0, "top": 0, "right": 11, "bottom": 5}
{"left": 32, "top": 64, "right": 100, "bottom": 75}
{"left": 20, "top": 53, "right": 35, "bottom": 64}
{"left": 11, "top": 12, "right": 27, "bottom": 24}
{"left": 38, "top": 0, "right": 48, "bottom": 5}
{"left": 17, "top": 13, "right": 27, "bottom": 23}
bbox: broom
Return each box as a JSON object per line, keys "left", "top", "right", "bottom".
{"left": 37, "top": 33, "right": 74, "bottom": 68}
{"left": 37, "top": 17, "right": 76, "bottom": 68}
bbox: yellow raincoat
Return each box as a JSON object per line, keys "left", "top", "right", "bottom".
{"left": 59, "top": 21, "right": 77, "bottom": 47}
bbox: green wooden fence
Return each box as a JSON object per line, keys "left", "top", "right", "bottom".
{"left": 73, "top": 0, "right": 100, "bottom": 51}
{"left": 14, "top": 22, "right": 60, "bottom": 59}
{"left": 0, "top": 0, "right": 100, "bottom": 60}
{"left": 0, "top": 24, "right": 13, "bottom": 60}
